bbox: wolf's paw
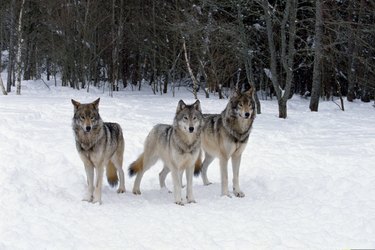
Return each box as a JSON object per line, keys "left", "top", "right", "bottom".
{"left": 117, "top": 188, "right": 126, "bottom": 193}
{"left": 186, "top": 195, "right": 196, "bottom": 204}
{"left": 203, "top": 181, "right": 212, "bottom": 186}
{"left": 175, "top": 201, "right": 185, "bottom": 206}
{"left": 82, "top": 194, "right": 93, "bottom": 202}
{"left": 91, "top": 193, "right": 102, "bottom": 204}
{"left": 92, "top": 198, "right": 102, "bottom": 205}
{"left": 234, "top": 190, "right": 245, "bottom": 198}
{"left": 221, "top": 193, "right": 232, "bottom": 198}
{"left": 187, "top": 199, "right": 197, "bottom": 204}
{"left": 160, "top": 187, "right": 172, "bottom": 194}
{"left": 133, "top": 190, "right": 141, "bottom": 195}
{"left": 92, "top": 189, "right": 102, "bottom": 204}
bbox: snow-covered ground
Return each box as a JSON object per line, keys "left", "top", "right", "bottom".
{"left": 0, "top": 78, "right": 374, "bottom": 249}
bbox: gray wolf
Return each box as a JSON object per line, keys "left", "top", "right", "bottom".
{"left": 196, "top": 88, "right": 256, "bottom": 197}
{"left": 128, "top": 100, "right": 203, "bottom": 205}
{"left": 72, "top": 98, "right": 125, "bottom": 204}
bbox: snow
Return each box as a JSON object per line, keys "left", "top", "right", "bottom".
{"left": 253, "top": 23, "right": 264, "bottom": 31}
{"left": 264, "top": 68, "right": 272, "bottom": 80}
{"left": 0, "top": 78, "right": 375, "bottom": 249}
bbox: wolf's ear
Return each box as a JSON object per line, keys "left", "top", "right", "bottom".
{"left": 231, "top": 89, "right": 240, "bottom": 98}
{"left": 176, "top": 100, "right": 186, "bottom": 113}
{"left": 71, "top": 99, "right": 80, "bottom": 110}
{"left": 92, "top": 98, "right": 100, "bottom": 110}
{"left": 193, "top": 100, "right": 202, "bottom": 112}
{"left": 245, "top": 86, "right": 255, "bottom": 98}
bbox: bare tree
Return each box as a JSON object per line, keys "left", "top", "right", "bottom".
{"left": 236, "top": 2, "right": 261, "bottom": 114}
{"left": 182, "top": 38, "right": 198, "bottom": 100}
{"left": 260, "top": 0, "right": 298, "bottom": 118}
{"left": 346, "top": 0, "right": 366, "bottom": 102}
{"left": 110, "top": 0, "right": 126, "bottom": 95}
{"left": 1, "top": 0, "right": 373, "bottom": 106}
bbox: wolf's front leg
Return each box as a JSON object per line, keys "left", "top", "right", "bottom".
{"left": 83, "top": 164, "right": 94, "bottom": 202}
{"left": 219, "top": 158, "right": 231, "bottom": 197}
{"left": 92, "top": 165, "right": 105, "bottom": 204}
{"left": 232, "top": 154, "right": 245, "bottom": 197}
{"left": 185, "top": 166, "right": 196, "bottom": 203}
{"left": 171, "top": 169, "right": 183, "bottom": 205}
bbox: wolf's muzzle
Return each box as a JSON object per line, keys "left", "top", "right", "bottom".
{"left": 85, "top": 126, "right": 92, "bottom": 132}
{"left": 189, "top": 127, "right": 194, "bottom": 133}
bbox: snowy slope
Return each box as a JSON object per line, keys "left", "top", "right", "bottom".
{"left": 0, "top": 79, "right": 374, "bottom": 250}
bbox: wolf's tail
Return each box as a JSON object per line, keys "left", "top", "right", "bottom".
{"left": 128, "top": 153, "right": 144, "bottom": 177}
{"left": 106, "top": 161, "right": 119, "bottom": 187}
{"left": 194, "top": 150, "right": 202, "bottom": 177}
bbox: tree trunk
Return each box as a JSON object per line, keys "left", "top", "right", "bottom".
{"left": 46, "top": 58, "right": 51, "bottom": 81}
{"left": 244, "top": 54, "right": 261, "bottom": 114}
{"left": 151, "top": 0, "right": 157, "bottom": 95}
{"left": 217, "top": 84, "right": 223, "bottom": 99}
{"left": 80, "top": 0, "right": 90, "bottom": 89}
{"left": 336, "top": 80, "right": 345, "bottom": 111}
{"left": 23, "top": 39, "right": 31, "bottom": 80}
{"left": 237, "top": 4, "right": 261, "bottom": 113}
{"left": 0, "top": 73, "right": 7, "bottom": 95}
{"left": 262, "top": 0, "right": 281, "bottom": 100}
{"left": 111, "top": 0, "right": 124, "bottom": 93}
{"left": 198, "top": 59, "right": 209, "bottom": 98}
{"left": 347, "top": 0, "right": 365, "bottom": 102}
{"left": 0, "top": 26, "right": 4, "bottom": 95}
{"left": 182, "top": 39, "right": 198, "bottom": 100}
{"left": 310, "top": 0, "right": 323, "bottom": 111}
{"left": 16, "top": 0, "right": 26, "bottom": 95}
{"left": 280, "top": 0, "right": 297, "bottom": 101}
{"left": 278, "top": 99, "right": 287, "bottom": 118}
{"left": 163, "top": 73, "right": 168, "bottom": 94}
{"left": 169, "top": 48, "right": 181, "bottom": 98}
{"left": 111, "top": 0, "right": 117, "bottom": 94}
{"left": 7, "top": 0, "right": 16, "bottom": 93}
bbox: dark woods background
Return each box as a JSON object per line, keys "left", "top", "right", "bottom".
{"left": 0, "top": 0, "right": 374, "bottom": 116}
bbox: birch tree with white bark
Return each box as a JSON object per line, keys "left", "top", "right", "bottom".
{"left": 15, "top": 0, "right": 26, "bottom": 95}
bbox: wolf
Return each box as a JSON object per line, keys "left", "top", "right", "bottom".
{"left": 71, "top": 98, "right": 125, "bottom": 204}
{"left": 195, "top": 88, "right": 256, "bottom": 197}
{"left": 128, "top": 100, "right": 203, "bottom": 205}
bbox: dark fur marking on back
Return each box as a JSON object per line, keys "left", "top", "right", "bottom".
{"left": 165, "top": 126, "right": 171, "bottom": 136}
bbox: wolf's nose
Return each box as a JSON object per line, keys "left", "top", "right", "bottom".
{"left": 189, "top": 127, "right": 194, "bottom": 133}
{"left": 245, "top": 112, "right": 250, "bottom": 118}
{"left": 85, "top": 126, "right": 92, "bottom": 132}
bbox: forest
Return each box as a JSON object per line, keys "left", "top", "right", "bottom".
{"left": 0, "top": 0, "right": 374, "bottom": 117}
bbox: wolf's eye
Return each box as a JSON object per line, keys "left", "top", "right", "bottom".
{"left": 238, "top": 103, "right": 243, "bottom": 107}
{"left": 80, "top": 116, "right": 85, "bottom": 120}
{"left": 183, "top": 116, "right": 188, "bottom": 120}
{"left": 193, "top": 116, "right": 197, "bottom": 120}
{"left": 90, "top": 116, "right": 95, "bottom": 121}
